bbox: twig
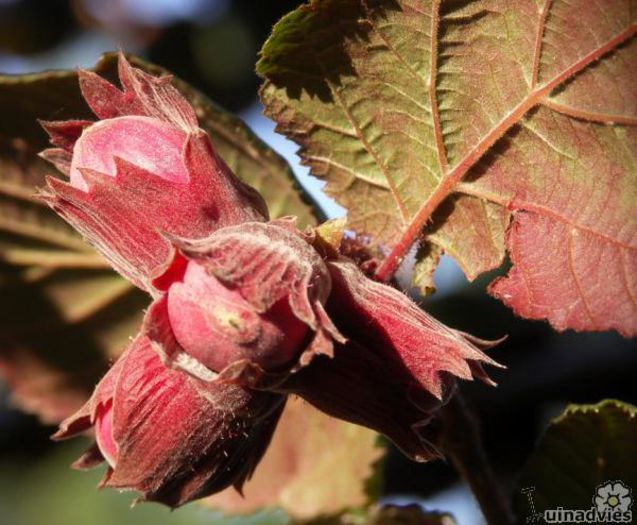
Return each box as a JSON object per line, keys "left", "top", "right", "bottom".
{"left": 437, "top": 391, "right": 515, "bottom": 525}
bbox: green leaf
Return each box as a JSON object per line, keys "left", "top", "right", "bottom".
{"left": 0, "top": 53, "right": 321, "bottom": 422}
{"left": 514, "top": 400, "right": 637, "bottom": 520}
{"left": 258, "top": 0, "right": 637, "bottom": 336}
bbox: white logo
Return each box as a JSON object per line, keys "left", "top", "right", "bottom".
{"left": 522, "top": 481, "right": 633, "bottom": 523}
{"left": 594, "top": 481, "right": 632, "bottom": 514}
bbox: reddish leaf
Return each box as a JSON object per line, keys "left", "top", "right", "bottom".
{"left": 258, "top": 0, "right": 637, "bottom": 336}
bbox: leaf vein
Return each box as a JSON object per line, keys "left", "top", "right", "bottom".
{"left": 566, "top": 227, "right": 597, "bottom": 325}
{"left": 429, "top": 0, "right": 448, "bottom": 175}
{"left": 532, "top": 0, "right": 554, "bottom": 88}
{"left": 305, "top": 155, "right": 390, "bottom": 190}
{"left": 542, "top": 98, "right": 637, "bottom": 126}
{"left": 324, "top": 78, "right": 410, "bottom": 223}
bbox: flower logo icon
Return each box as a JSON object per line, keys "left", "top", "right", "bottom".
{"left": 594, "top": 481, "right": 633, "bottom": 513}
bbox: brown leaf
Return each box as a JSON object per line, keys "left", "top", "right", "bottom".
{"left": 204, "top": 396, "right": 384, "bottom": 520}
{"left": 0, "top": 137, "right": 145, "bottom": 423}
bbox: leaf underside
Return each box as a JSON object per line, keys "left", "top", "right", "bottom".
{"left": 0, "top": 54, "right": 321, "bottom": 421}
{"left": 258, "top": 0, "right": 637, "bottom": 337}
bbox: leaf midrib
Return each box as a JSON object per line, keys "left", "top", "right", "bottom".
{"left": 375, "top": 18, "right": 637, "bottom": 280}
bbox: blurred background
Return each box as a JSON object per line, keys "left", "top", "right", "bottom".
{"left": 0, "top": 1, "right": 635, "bottom": 524}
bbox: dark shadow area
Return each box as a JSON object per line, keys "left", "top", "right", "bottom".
{"left": 258, "top": 0, "right": 405, "bottom": 102}
{"left": 384, "top": 277, "right": 637, "bottom": 502}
